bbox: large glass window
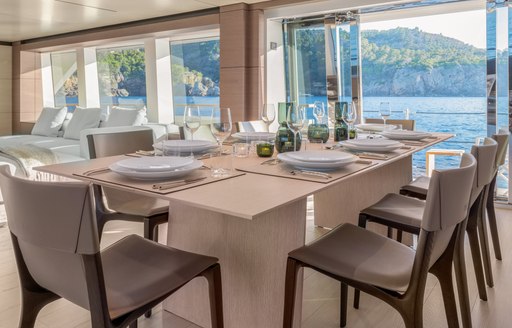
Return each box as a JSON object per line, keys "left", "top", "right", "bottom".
{"left": 170, "top": 38, "right": 220, "bottom": 124}
{"left": 96, "top": 45, "right": 147, "bottom": 109}
{"left": 51, "top": 51, "right": 78, "bottom": 111}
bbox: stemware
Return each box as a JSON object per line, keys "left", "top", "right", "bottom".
{"left": 261, "top": 104, "right": 276, "bottom": 132}
{"left": 210, "top": 107, "right": 233, "bottom": 177}
{"left": 287, "top": 104, "right": 306, "bottom": 152}
{"left": 313, "top": 101, "right": 325, "bottom": 124}
{"left": 184, "top": 106, "right": 201, "bottom": 140}
{"left": 379, "top": 102, "right": 391, "bottom": 125}
{"left": 343, "top": 101, "right": 358, "bottom": 133}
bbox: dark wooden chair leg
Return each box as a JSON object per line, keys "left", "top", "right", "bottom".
{"left": 353, "top": 288, "right": 360, "bottom": 309}
{"left": 283, "top": 258, "right": 301, "bottom": 328}
{"left": 19, "top": 289, "right": 59, "bottom": 328}
{"left": 477, "top": 202, "right": 494, "bottom": 287}
{"left": 203, "top": 263, "right": 224, "bottom": 328}
{"left": 397, "top": 230, "right": 403, "bottom": 243}
{"left": 128, "top": 319, "right": 138, "bottom": 328}
{"left": 453, "top": 234, "right": 473, "bottom": 328}
{"left": 387, "top": 226, "right": 393, "bottom": 238}
{"left": 431, "top": 260, "right": 460, "bottom": 328}
{"left": 486, "top": 176, "right": 502, "bottom": 260}
{"left": 466, "top": 207, "right": 488, "bottom": 301}
{"left": 353, "top": 214, "right": 368, "bottom": 310}
{"left": 340, "top": 283, "right": 348, "bottom": 327}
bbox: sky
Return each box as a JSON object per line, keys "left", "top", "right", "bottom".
{"left": 361, "top": 10, "right": 487, "bottom": 49}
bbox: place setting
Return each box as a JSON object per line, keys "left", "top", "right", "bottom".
{"left": 338, "top": 138, "right": 409, "bottom": 160}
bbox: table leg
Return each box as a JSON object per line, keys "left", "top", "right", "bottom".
{"left": 164, "top": 198, "right": 307, "bottom": 328}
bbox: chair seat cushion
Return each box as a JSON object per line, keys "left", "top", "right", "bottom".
{"left": 290, "top": 224, "right": 415, "bottom": 292}
{"left": 101, "top": 235, "right": 218, "bottom": 319}
{"left": 109, "top": 195, "right": 169, "bottom": 217}
{"left": 361, "top": 193, "right": 425, "bottom": 229}
{"left": 401, "top": 176, "right": 430, "bottom": 197}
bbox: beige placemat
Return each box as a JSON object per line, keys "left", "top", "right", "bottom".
{"left": 73, "top": 168, "right": 245, "bottom": 195}
{"left": 236, "top": 160, "right": 377, "bottom": 184}
{"left": 343, "top": 146, "right": 412, "bottom": 160}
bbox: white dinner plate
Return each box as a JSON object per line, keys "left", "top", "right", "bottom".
{"left": 286, "top": 151, "right": 355, "bottom": 163}
{"left": 381, "top": 130, "right": 432, "bottom": 140}
{"left": 232, "top": 132, "right": 275, "bottom": 141}
{"left": 277, "top": 152, "right": 357, "bottom": 170}
{"left": 355, "top": 123, "right": 397, "bottom": 132}
{"left": 109, "top": 160, "right": 203, "bottom": 180}
{"left": 340, "top": 139, "right": 403, "bottom": 152}
{"left": 154, "top": 140, "right": 217, "bottom": 152}
{"left": 115, "top": 156, "right": 194, "bottom": 172}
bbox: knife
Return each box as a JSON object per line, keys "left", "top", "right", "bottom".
{"left": 152, "top": 176, "right": 207, "bottom": 190}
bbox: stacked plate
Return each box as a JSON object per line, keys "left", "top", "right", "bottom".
{"left": 109, "top": 156, "right": 203, "bottom": 180}
{"left": 232, "top": 132, "right": 275, "bottom": 141}
{"left": 277, "top": 151, "right": 357, "bottom": 170}
{"left": 340, "top": 139, "right": 403, "bottom": 152}
{"left": 355, "top": 123, "right": 397, "bottom": 132}
{"left": 381, "top": 130, "right": 432, "bottom": 140}
{"left": 154, "top": 140, "right": 217, "bottom": 155}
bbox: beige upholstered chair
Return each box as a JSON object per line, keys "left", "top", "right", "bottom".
{"left": 485, "top": 132, "right": 509, "bottom": 261}
{"left": 358, "top": 139, "right": 497, "bottom": 328}
{"left": 364, "top": 118, "right": 415, "bottom": 131}
{"left": 283, "top": 153, "right": 476, "bottom": 328}
{"left": 0, "top": 166, "right": 223, "bottom": 328}
{"left": 87, "top": 130, "right": 169, "bottom": 243}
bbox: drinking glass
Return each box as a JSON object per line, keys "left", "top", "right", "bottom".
{"left": 183, "top": 106, "right": 201, "bottom": 140}
{"left": 261, "top": 103, "right": 276, "bottom": 132}
{"left": 210, "top": 107, "right": 233, "bottom": 177}
{"left": 343, "top": 101, "right": 358, "bottom": 131}
{"left": 287, "top": 105, "right": 306, "bottom": 152}
{"left": 379, "top": 102, "right": 391, "bottom": 125}
{"left": 313, "top": 101, "right": 325, "bottom": 124}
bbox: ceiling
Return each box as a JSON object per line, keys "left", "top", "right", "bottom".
{"left": 0, "top": 0, "right": 270, "bottom": 42}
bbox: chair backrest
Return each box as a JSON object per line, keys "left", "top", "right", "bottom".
{"left": 492, "top": 132, "right": 509, "bottom": 168}
{"left": 87, "top": 129, "right": 154, "bottom": 159}
{"left": 0, "top": 165, "right": 98, "bottom": 309}
{"left": 419, "top": 153, "right": 476, "bottom": 269}
{"left": 471, "top": 138, "right": 498, "bottom": 194}
{"left": 364, "top": 118, "right": 415, "bottom": 131}
{"left": 236, "top": 120, "right": 268, "bottom": 132}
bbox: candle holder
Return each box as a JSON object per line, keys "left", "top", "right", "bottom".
{"left": 307, "top": 124, "right": 329, "bottom": 143}
{"left": 256, "top": 141, "right": 275, "bottom": 157}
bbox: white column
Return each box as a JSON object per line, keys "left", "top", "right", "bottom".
{"left": 40, "top": 53, "right": 55, "bottom": 107}
{"left": 76, "top": 48, "right": 87, "bottom": 108}
{"left": 83, "top": 47, "right": 100, "bottom": 108}
{"left": 265, "top": 19, "right": 286, "bottom": 132}
{"left": 145, "top": 39, "right": 173, "bottom": 123}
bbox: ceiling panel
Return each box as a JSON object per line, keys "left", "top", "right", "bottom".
{"left": 0, "top": 0, "right": 269, "bottom": 42}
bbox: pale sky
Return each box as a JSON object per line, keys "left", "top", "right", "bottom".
{"left": 362, "top": 10, "right": 487, "bottom": 49}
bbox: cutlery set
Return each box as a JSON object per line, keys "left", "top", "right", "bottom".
{"left": 152, "top": 176, "right": 207, "bottom": 190}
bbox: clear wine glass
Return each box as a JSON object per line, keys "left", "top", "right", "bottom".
{"left": 343, "top": 102, "right": 357, "bottom": 131}
{"left": 313, "top": 101, "right": 325, "bottom": 124}
{"left": 261, "top": 104, "right": 276, "bottom": 132}
{"left": 287, "top": 105, "right": 306, "bottom": 152}
{"left": 184, "top": 106, "right": 201, "bottom": 140}
{"left": 210, "top": 107, "right": 232, "bottom": 176}
{"left": 379, "top": 102, "right": 391, "bottom": 125}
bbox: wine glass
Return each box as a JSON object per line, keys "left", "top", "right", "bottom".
{"left": 261, "top": 104, "right": 276, "bottom": 132}
{"left": 379, "top": 102, "right": 391, "bottom": 125}
{"left": 287, "top": 105, "right": 306, "bottom": 152}
{"left": 184, "top": 106, "right": 201, "bottom": 140}
{"left": 343, "top": 102, "right": 357, "bottom": 130}
{"left": 210, "top": 107, "right": 232, "bottom": 177}
{"left": 313, "top": 101, "right": 325, "bottom": 124}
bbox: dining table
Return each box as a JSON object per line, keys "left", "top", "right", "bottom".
{"left": 35, "top": 132, "right": 452, "bottom": 328}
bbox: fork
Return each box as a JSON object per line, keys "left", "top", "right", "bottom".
{"left": 260, "top": 158, "right": 281, "bottom": 165}
{"left": 82, "top": 167, "right": 110, "bottom": 176}
{"left": 290, "top": 169, "right": 332, "bottom": 179}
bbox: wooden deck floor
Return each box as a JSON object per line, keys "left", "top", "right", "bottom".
{"left": 0, "top": 203, "right": 511, "bottom": 328}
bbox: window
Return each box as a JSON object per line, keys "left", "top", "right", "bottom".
{"left": 170, "top": 38, "right": 220, "bottom": 124}
{"left": 96, "top": 45, "right": 147, "bottom": 109}
{"left": 50, "top": 51, "right": 78, "bottom": 111}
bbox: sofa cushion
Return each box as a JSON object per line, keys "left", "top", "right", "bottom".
{"left": 31, "top": 107, "right": 68, "bottom": 137}
{"left": 102, "top": 107, "right": 147, "bottom": 127}
{"left": 63, "top": 108, "right": 102, "bottom": 140}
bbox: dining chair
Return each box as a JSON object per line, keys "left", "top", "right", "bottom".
{"left": 364, "top": 118, "right": 415, "bottom": 130}
{"left": 283, "top": 153, "right": 476, "bottom": 328}
{"left": 0, "top": 165, "right": 224, "bottom": 328}
{"left": 485, "top": 132, "right": 509, "bottom": 261}
{"left": 87, "top": 129, "right": 170, "bottom": 318}
{"left": 356, "top": 139, "right": 497, "bottom": 328}
{"left": 236, "top": 120, "right": 268, "bottom": 132}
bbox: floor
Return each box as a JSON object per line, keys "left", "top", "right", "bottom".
{"left": 0, "top": 203, "right": 511, "bottom": 328}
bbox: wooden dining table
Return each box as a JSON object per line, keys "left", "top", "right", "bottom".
{"left": 35, "top": 133, "right": 452, "bottom": 328}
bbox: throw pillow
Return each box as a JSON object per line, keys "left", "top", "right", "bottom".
{"left": 63, "top": 107, "right": 102, "bottom": 140}
{"left": 31, "top": 107, "right": 68, "bottom": 137}
{"left": 103, "top": 107, "right": 147, "bottom": 127}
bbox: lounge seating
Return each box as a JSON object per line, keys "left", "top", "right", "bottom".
{"left": 364, "top": 118, "right": 415, "bottom": 130}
